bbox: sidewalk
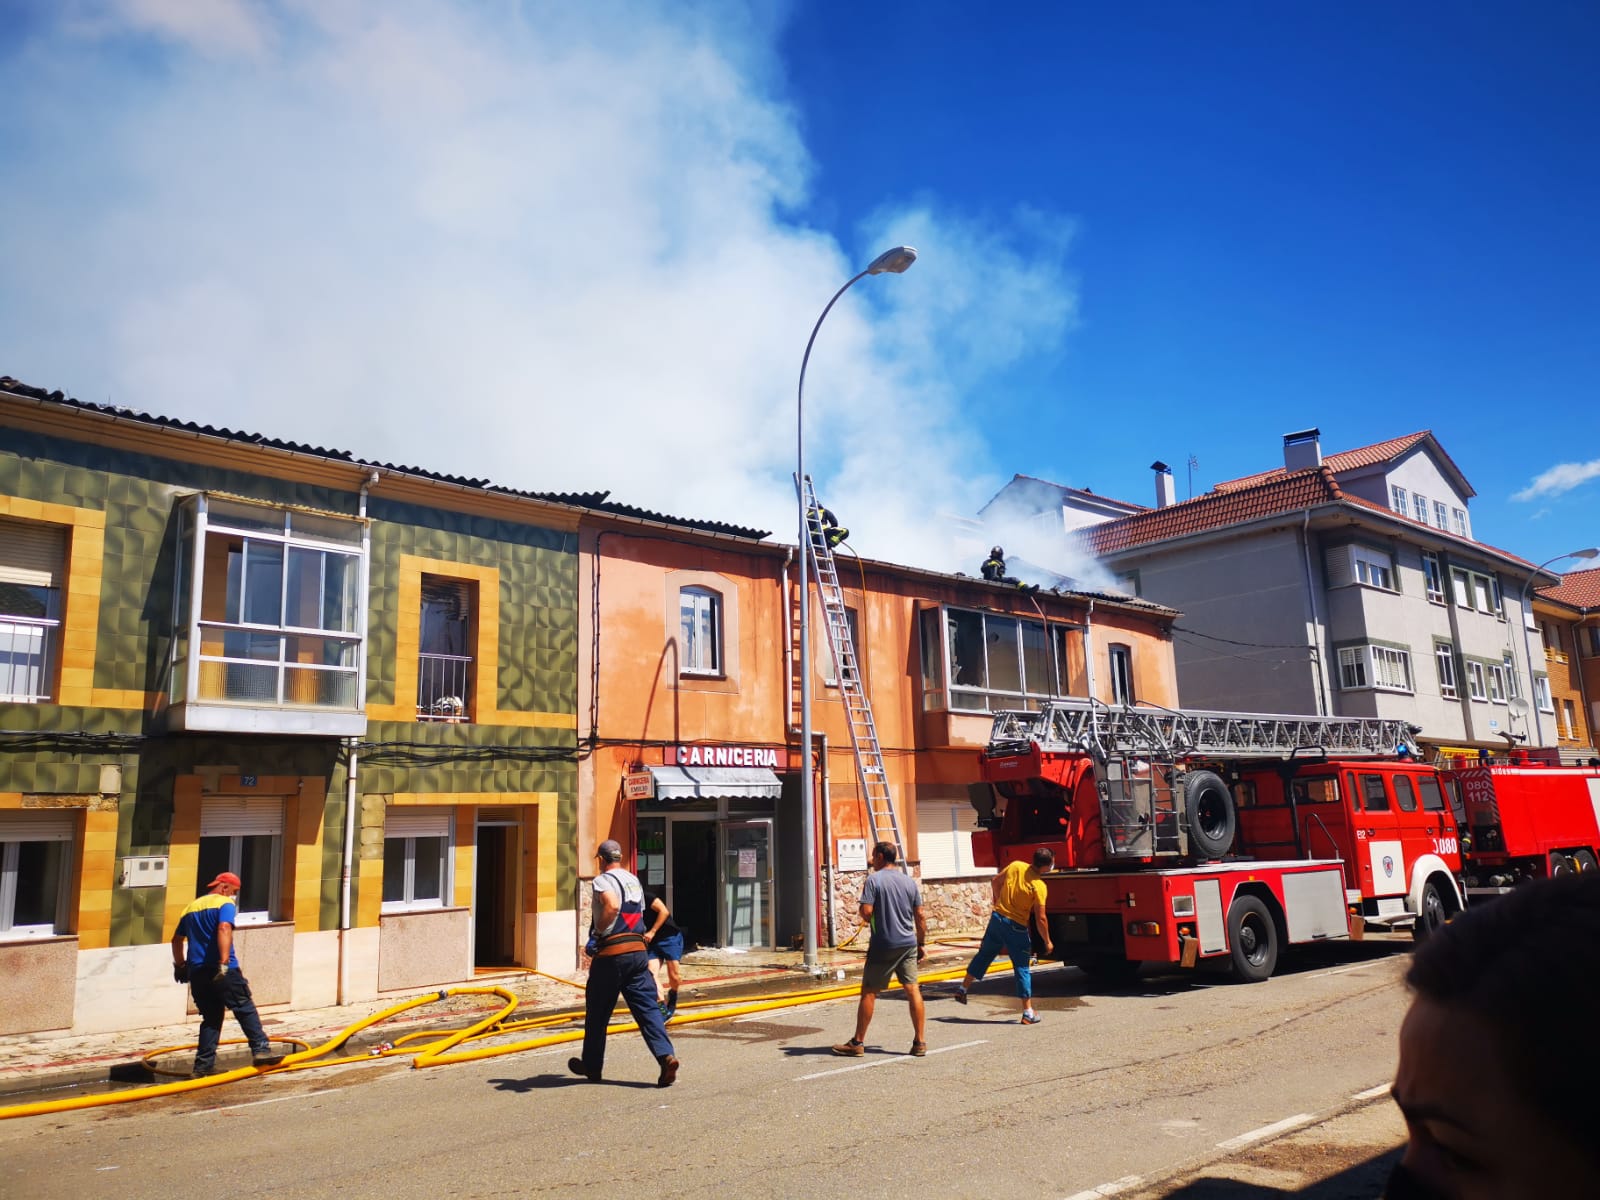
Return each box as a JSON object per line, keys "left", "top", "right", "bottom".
{"left": 0, "top": 939, "right": 977, "bottom": 1097}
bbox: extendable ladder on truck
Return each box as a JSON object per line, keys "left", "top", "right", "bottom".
{"left": 800, "top": 476, "right": 902, "bottom": 857}
{"left": 988, "top": 698, "right": 1420, "bottom": 762}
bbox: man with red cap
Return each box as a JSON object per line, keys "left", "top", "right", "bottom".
{"left": 170, "top": 871, "right": 283, "bottom": 1076}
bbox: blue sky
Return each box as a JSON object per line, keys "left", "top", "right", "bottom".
{"left": 2, "top": 2, "right": 1596, "bottom": 574}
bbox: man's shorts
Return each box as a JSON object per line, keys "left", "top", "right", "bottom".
{"left": 648, "top": 931, "right": 685, "bottom": 962}
{"left": 861, "top": 944, "right": 919, "bottom": 992}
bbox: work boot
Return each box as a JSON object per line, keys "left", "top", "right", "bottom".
{"left": 567, "top": 1057, "right": 601, "bottom": 1082}
{"left": 831, "top": 1038, "right": 865, "bottom": 1057}
{"left": 656, "top": 1054, "right": 680, "bottom": 1088}
{"left": 664, "top": 989, "right": 678, "bottom": 1020}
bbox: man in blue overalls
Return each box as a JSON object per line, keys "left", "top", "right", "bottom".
{"left": 570, "top": 839, "right": 680, "bottom": 1086}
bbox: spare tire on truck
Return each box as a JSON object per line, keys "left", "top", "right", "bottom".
{"left": 1183, "top": 770, "right": 1237, "bottom": 860}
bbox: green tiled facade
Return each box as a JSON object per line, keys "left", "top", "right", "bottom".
{"left": 1, "top": 428, "right": 579, "bottom": 949}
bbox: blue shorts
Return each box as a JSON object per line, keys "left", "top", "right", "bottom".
{"left": 649, "top": 932, "right": 685, "bottom": 962}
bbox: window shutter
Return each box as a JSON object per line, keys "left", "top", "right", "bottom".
{"left": 384, "top": 807, "right": 451, "bottom": 839}
{"left": 0, "top": 518, "right": 67, "bottom": 589}
{"left": 200, "top": 797, "right": 284, "bottom": 837}
{"left": 0, "top": 811, "right": 75, "bottom": 842}
{"left": 1325, "top": 545, "right": 1355, "bottom": 588}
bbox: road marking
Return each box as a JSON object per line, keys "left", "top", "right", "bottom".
{"left": 181, "top": 1089, "right": 337, "bottom": 1115}
{"left": 1305, "top": 962, "right": 1383, "bottom": 980}
{"left": 1353, "top": 1083, "right": 1393, "bottom": 1101}
{"left": 1216, "top": 1113, "right": 1315, "bottom": 1151}
{"left": 794, "top": 1039, "right": 987, "bottom": 1080}
{"left": 1062, "top": 1175, "right": 1143, "bottom": 1199}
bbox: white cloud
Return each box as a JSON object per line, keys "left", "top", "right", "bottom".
{"left": 0, "top": 2, "right": 1081, "bottom": 573}
{"left": 1513, "top": 459, "right": 1600, "bottom": 502}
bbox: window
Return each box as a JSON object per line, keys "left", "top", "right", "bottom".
{"left": 1562, "top": 699, "right": 1577, "bottom": 740}
{"left": 383, "top": 808, "right": 452, "bottom": 911}
{"left": 914, "top": 796, "right": 989, "bottom": 879}
{"left": 1488, "top": 664, "right": 1507, "bottom": 704}
{"left": 1353, "top": 547, "right": 1395, "bottom": 591}
{"left": 679, "top": 586, "right": 722, "bottom": 674}
{"left": 824, "top": 607, "right": 861, "bottom": 687}
{"left": 923, "top": 605, "right": 1080, "bottom": 713}
{"left": 1390, "top": 485, "right": 1408, "bottom": 514}
{"left": 1433, "top": 500, "right": 1448, "bottom": 530}
{"left": 197, "top": 797, "right": 283, "bottom": 924}
{"left": 1413, "top": 494, "right": 1429, "bottom": 525}
{"left": 0, "top": 518, "right": 67, "bottom": 703}
{"left": 1360, "top": 774, "right": 1391, "bottom": 812}
{"left": 1453, "top": 508, "right": 1469, "bottom": 538}
{"left": 1394, "top": 775, "right": 1419, "bottom": 812}
{"left": 1417, "top": 775, "right": 1446, "bottom": 813}
{"left": 418, "top": 577, "right": 475, "bottom": 720}
{"left": 1109, "top": 644, "right": 1135, "bottom": 705}
{"left": 1467, "top": 662, "right": 1488, "bottom": 702}
{"left": 175, "top": 495, "right": 365, "bottom": 719}
{"left": 1291, "top": 777, "right": 1340, "bottom": 805}
{"left": 1544, "top": 622, "right": 1564, "bottom": 654}
{"left": 1534, "top": 674, "right": 1554, "bottom": 713}
{"left": 1502, "top": 654, "right": 1521, "bottom": 701}
{"left": 1471, "top": 573, "right": 1501, "bottom": 616}
{"left": 1435, "top": 643, "right": 1458, "bottom": 699}
{"left": 1589, "top": 627, "right": 1600, "bottom": 657}
{"left": 0, "top": 812, "right": 71, "bottom": 939}
{"left": 1340, "top": 644, "right": 1413, "bottom": 692}
{"left": 1450, "top": 568, "right": 1472, "bottom": 608}
{"left": 1421, "top": 554, "right": 1444, "bottom": 604}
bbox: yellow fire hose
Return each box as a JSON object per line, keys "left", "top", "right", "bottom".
{"left": 0, "top": 961, "right": 1000, "bottom": 1121}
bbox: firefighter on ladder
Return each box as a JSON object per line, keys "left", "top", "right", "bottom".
{"left": 814, "top": 506, "right": 849, "bottom": 549}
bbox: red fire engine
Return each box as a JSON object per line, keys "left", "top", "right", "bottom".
{"left": 969, "top": 700, "right": 1465, "bottom": 982}
{"left": 1448, "top": 760, "right": 1600, "bottom": 893}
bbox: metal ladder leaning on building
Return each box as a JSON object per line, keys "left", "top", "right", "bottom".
{"left": 800, "top": 476, "right": 903, "bottom": 858}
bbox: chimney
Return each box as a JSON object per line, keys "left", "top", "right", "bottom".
{"left": 1151, "top": 460, "right": 1175, "bottom": 508}
{"left": 1283, "top": 428, "right": 1322, "bottom": 473}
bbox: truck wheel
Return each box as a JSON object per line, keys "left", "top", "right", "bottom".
{"left": 1184, "top": 770, "right": 1237, "bottom": 860}
{"left": 1412, "top": 879, "right": 1449, "bottom": 943}
{"left": 1226, "top": 894, "right": 1278, "bottom": 983}
{"left": 1574, "top": 850, "right": 1598, "bottom": 873}
{"left": 1550, "top": 851, "right": 1575, "bottom": 878}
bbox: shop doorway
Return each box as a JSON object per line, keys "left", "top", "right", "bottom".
{"left": 637, "top": 813, "right": 775, "bottom": 950}
{"left": 474, "top": 818, "right": 519, "bottom": 967}
{"left": 722, "top": 820, "right": 772, "bottom": 949}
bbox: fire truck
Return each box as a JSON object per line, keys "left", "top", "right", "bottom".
{"left": 1448, "top": 760, "right": 1600, "bottom": 894}
{"left": 968, "top": 699, "right": 1464, "bottom": 982}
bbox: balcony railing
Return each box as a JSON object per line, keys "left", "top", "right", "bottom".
{"left": 417, "top": 652, "right": 472, "bottom": 722}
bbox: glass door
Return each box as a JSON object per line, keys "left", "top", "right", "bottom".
{"left": 721, "top": 820, "right": 773, "bottom": 949}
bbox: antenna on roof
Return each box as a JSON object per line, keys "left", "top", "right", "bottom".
{"left": 1186, "top": 453, "right": 1199, "bottom": 499}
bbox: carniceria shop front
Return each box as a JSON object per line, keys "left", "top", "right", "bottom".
{"left": 626, "top": 743, "right": 802, "bottom": 952}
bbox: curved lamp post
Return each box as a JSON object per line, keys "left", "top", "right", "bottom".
{"left": 1518, "top": 547, "right": 1599, "bottom": 746}
{"left": 796, "top": 245, "right": 916, "bottom": 975}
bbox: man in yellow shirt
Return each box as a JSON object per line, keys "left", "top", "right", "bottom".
{"left": 954, "top": 847, "right": 1054, "bottom": 1023}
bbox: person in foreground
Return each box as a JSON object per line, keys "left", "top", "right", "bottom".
{"left": 832, "top": 841, "right": 927, "bottom": 1057}
{"left": 570, "top": 839, "right": 679, "bottom": 1087}
{"left": 955, "top": 847, "right": 1054, "bottom": 1023}
{"left": 169, "top": 871, "right": 284, "bottom": 1076}
{"left": 1386, "top": 871, "right": 1600, "bottom": 1199}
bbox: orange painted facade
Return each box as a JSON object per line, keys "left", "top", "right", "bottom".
{"left": 577, "top": 514, "right": 1179, "bottom": 949}
{"left": 1533, "top": 595, "right": 1596, "bottom": 755}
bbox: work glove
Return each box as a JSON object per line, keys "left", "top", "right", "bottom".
{"left": 173, "top": 962, "right": 190, "bottom": 984}
{"left": 213, "top": 963, "right": 230, "bottom": 984}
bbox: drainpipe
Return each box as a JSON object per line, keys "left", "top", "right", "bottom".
{"left": 1083, "top": 599, "right": 1099, "bottom": 699}
{"left": 1300, "top": 511, "right": 1330, "bottom": 716}
{"left": 338, "top": 470, "right": 378, "bottom": 1006}
{"left": 781, "top": 547, "right": 796, "bottom": 732}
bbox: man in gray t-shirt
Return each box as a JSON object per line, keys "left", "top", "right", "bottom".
{"left": 832, "top": 841, "right": 928, "bottom": 1058}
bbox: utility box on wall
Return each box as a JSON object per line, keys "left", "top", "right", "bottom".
{"left": 120, "top": 856, "right": 169, "bottom": 888}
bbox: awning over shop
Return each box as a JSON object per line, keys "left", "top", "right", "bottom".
{"left": 645, "top": 765, "right": 783, "bottom": 802}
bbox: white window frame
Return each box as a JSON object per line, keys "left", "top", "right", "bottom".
{"left": 913, "top": 796, "right": 988, "bottom": 879}
{"left": 1337, "top": 646, "right": 1368, "bottom": 690}
{"left": 1352, "top": 547, "right": 1395, "bottom": 591}
{"left": 1467, "top": 662, "right": 1488, "bottom": 702}
{"left": 1433, "top": 500, "right": 1448, "bottom": 530}
{"left": 1502, "top": 654, "right": 1521, "bottom": 702}
{"left": 1453, "top": 508, "right": 1469, "bottom": 538}
{"left": 198, "top": 797, "right": 284, "bottom": 925}
{"left": 1421, "top": 554, "right": 1445, "bottom": 604}
{"left": 1534, "top": 674, "right": 1554, "bottom": 713}
{"left": 1450, "top": 568, "right": 1472, "bottom": 608}
{"left": 1435, "top": 643, "right": 1458, "bottom": 700}
{"left": 1109, "top": 643, "right": 1135, "bottom": 705}
{"left": 0, "top": 813, "right": 73, "bottom": 940}
{"left": 1471, "top": 573, "right": 1502, "bottom": 617}
{"left": 0, "top": 518, "right": 68, "bottom": 704}
{"left": 382, "top": 808, "right": 454, "bottom": 913}
{"left": 1373, "top": 646, "right": 1414, "bottom": 693}
{"left": 1488, "top": 663, "right": 1507, "bottom": 704}
{"left": 1561, "top": 699, "right": 1577, "bottom": 740}
{"left": 1390, "top": 485, "right": 1408, "bottom": 515}
{"left": 924, "top": 605, "right": 1079, "bottom": 714}
{"left": 1413, "top": 494, "right": 1430, "bottom": 525}
{"left": 678, "top": 586, "right": 723, "bottom": 676}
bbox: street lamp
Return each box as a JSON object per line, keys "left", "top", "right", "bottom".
{"left": 1518, "top": 547, "right": 1600, "bottom": 746}
{"left": 795, "top": 244, "right": 917, "bottom": 975}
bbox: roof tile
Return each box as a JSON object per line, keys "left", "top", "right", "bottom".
{"left": 1082, "top": 467, "right": 1343, "bottom": 555}
{"left": 1539, "top": 567, "right": 1600, "bottom": 610}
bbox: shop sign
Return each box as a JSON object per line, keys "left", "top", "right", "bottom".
{"left": 623, "top": 772, "right": 655, "bottom": 800}
{"left": 666, "top": 744, "right": 782, "bottom": 769}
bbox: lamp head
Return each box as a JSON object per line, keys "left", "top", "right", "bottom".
{"left": 1568, "top": 548, "right": 1600, "bottom": 560}
{"left": 866, "top": 245, "right": 918, "bottom": 275}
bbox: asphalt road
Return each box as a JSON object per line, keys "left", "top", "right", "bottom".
{"left": 0, "top": 936, "right": 1414, "bottom": 1200}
